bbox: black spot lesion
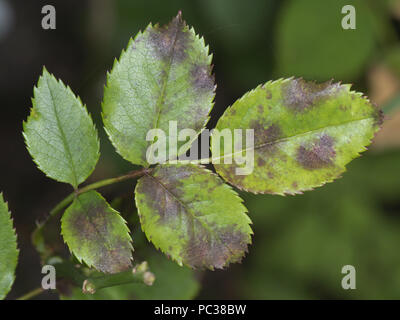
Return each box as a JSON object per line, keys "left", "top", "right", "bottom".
{"left": 191, "top": 64, "right": 215, "bottom": 93}
{"left": 136, "top": 174, "right": 178, "bottom": 224}
{"left": 283, "top": 78, "right": 341, "bottom": 112}
{"left": 257, "top": 157, "right": 266, "bottom": 167}
{"left": 136, "top": 166, "right": 196, "bottom": 224}
{"left": 183, "top": 225, "right": 250, "bottom": 269}
{"left": 264, "top": 124, "right": 282, "bottom": 144}
{"left": 296, "top": 134, "right": 336, "bottom": 170}
{"left": 250, "top": 121, "right": 283, "bottom": 156}
{"left": 96, "top": 238, "right": 133, "bottom": 274}
{"left": 372, "top": 106, "right": 384, "bottom": 127}
{"left": 148, "top": 12, "right": 192, "bottom": 63}
{"left": 69, "top": 205, "right": 107, "bottom": 241}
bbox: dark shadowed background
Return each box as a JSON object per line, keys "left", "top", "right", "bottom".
{"left": 1, "top": 0, "right": 400, "bottom": 299}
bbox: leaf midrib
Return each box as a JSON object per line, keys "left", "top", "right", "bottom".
{"left": 147, "top": 24, "right": 181, "bottom": 159}
{"left": 45, "top": 77, "right": 78, "bottom": 188}
{"left": 145, "top": 172, "right": 238, "bottom": 260}
{"left": 213, "top": 116, "right": 375, "bottom": 161}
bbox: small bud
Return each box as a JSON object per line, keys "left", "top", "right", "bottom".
{"left": 136, "top": 261, "right": 149, "bottom": 273}
{"left": 143, "top": 272, "right": 155, "bottom": 286}
{"left": 82, "top": 280, "right": 96, "bottom": 294}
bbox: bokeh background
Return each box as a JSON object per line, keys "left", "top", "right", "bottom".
{"left": 1, "top": 0, "right": 400, "bottom": 299}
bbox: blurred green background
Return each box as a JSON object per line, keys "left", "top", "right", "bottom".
{"left": 1, "top": 0, "right": 400, "bottom": 299}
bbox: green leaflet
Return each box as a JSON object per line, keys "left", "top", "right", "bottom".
{"left": 23, "top": 68, "right": 100, "bottom": 189}
{"left": 135, "top": 164, "right": 253, "bottom": 270}
{"left": 102, "top": 12, "right": 215, "bottom": 166}
{"left": 61, "top": 191, "right": 133, "bottom": 274}
{"left": 212, "top": 78, "right": 383, "bottom": 195}
{"left": 0, "top": 194, "right": 18, "bottom": 300}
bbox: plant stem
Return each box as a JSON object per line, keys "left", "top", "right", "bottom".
{"left": 16, "top": 261, "right": 155, "bottom": 299}
{"left": 55, "top": 260, "right": 155, "bottom": 293}
{"left": 75, "top": 167, "right": 151, "bottom": 196}
{"left": 82, "top": 261, "right": 155, "bottom": 294}
{"left": 34, "top": 167, "right": 151, "bottom": 235}
{"left": 16, "top": 287, "right": 44, "bottom": 300}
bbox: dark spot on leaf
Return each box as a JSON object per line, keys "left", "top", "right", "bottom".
{"left": 264, "top": 124, "right": 282, "bottom": 143}
{"left": 69, "top": 205, "right": 108, "bottom": 241}
{"left": 296, "top": 135, "right": 336, "bottom": 170}
{"left": 149, "top": 12, "right": 192, "bottom": 63}
{"left": 257, "top": 157, "right": 266, "bottom": 167}
{"left": 257, "top": 104, "right": 264, "bottom": 113}
{"left": 250, "top": 121, "right": 282, "bottom": 155}
{"left": 183, "top": 226, "right": 249, "bottom": 269}
{"left": 373, "top": 108, "right": 384, "bottom": 127}
{"left": 139, "top": 212, "right": 146, "bottom": 225}
{"left": 268, "top": 172, "right": 274, "bottom": 179}
{"left": 251, "top": 122, "right": 281, "bottom": 146}
{"left": 191, "top": 64, "right": 215, "bottom": 93}
{"left": 292, "top": 181, "right": 298, "bottom": 188}
{"left": 283, "top": 78, "right": 341, "bottom": 112}
{"left": 137, "top": 175, "right": 181, "bottom": 224}
{"left": 95, "top": 238, "right": 132, "bottom": 274}
{"left": 265, "top": 90, "right": 272, "bottom": 99}
{"left": 67, "top": 200, "right": 132, "bottom": 274}
{"left": 137, "top": 166, "right": 204, "bottom": 224}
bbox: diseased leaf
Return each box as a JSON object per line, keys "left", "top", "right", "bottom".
{"left": 212, "top": 78, "right": 383, "bottom": 195}
{"left": 135, "top": 164, "right": 252, "bottom": 270}
{"left": 61, "top": 191, "right": 133, "bottom": 273}
{"left": 23, "top": 68, "right": 100, "bottom": 189}
{"left": 0, "top": 194, "right": 18, "bottom": 300}
{"left": 102, "top": 12, "right": 215, "bottom": 166}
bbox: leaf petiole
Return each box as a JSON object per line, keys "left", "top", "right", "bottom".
{"left": 16, "top": 287, "right": 44, "bottom": 300}
{"left": 33, "top": 167, "right": 152, "bottom": 250}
